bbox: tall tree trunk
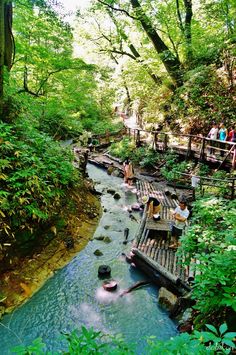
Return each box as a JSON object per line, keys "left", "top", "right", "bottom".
{"left": 176, "top": 0, "right": 193, "bottom": 62}
{"left": 4, "top": 2, "right": 13, "bottom": 69}
{"left": 0, "top": 0, "right": 5, "bottom": 117}
{"left": 184, "top": 0, "right": 193, "bottom": 62}
{"left": 130, "top": 0, "right": 183, "bottom": 86}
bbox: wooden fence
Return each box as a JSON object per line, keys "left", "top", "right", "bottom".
{"left": 126, "top": 127, "right": 236, "bottom": 168}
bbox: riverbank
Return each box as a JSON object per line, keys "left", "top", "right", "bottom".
{"left": 0, "top": 184, "right": 102, "bottom": 319}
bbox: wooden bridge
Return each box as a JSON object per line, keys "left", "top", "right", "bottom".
{"left": 130, "top": 180, "right": 194, "bottom": 296}
{"left": 125, "top": 126, "right": 236, "bottom": 169}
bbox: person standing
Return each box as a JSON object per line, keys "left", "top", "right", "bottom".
{"left": 123, "top": 158, "right": 134, "bottom": 186}
{"left": 219, "top": 123, "right": 228, "bottom": 157}
{"left": 170, "top": 198, "right": 189, "bottom": 248}
{"left": 228, "top": 126, "right": 236, "bottom": 142}
{"left": 207, "top": 122, "right": 218, "bottom": 155}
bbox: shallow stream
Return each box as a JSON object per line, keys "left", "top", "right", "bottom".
{"left": 0, "top": 164, "right": 177, "bottom": 354}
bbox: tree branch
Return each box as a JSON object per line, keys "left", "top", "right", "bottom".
{"left": 176, "top": 0, "right": 184, "bottom": 33}
{"left": 97, "top": 0, "right": 138, "bottom": 20}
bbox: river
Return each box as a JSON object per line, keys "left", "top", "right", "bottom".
{"left": 0, "top": 164, "right": 177, "bottom": 354}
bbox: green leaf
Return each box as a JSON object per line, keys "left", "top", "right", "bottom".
{"left": 205, "top": 324, "right": 218, "bottom": 335}
{"left": 219, "top": 323, "right": 227, "bottom": 335}
{"left": 222, "top": 339, "right": 236, "bottom": 348}
{"left": 224, "top": 332, "right": 236, "bottom": 339}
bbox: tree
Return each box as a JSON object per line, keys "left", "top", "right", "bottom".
{"left": 97, "top": 0, "right": 183, "bottom": 87}
{"left": 0, "top": 0, "right": 13, "bottom": 116}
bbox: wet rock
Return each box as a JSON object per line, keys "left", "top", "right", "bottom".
{"left": 107, "top": 166, "right": 115, "bottom": 175}
{"left": 103, "top": 208, "right": 107, "bottom": 212}
{"left": 131, "top": 203, "right": 141, "bottom": 211}
{"left": 103, "top": 280, "right": 117, "bottom": 291}
{"left": 181, "top": 308, "right": 193, "bottom": 323}
{"left": 98, "top": 265, "right": 111, "bottom": 278}
{"left": 107, "top": 188, "right": 116, "bottom": 195}
{"left": 112, "top": 169, "right": 120, "bottom": 177}
{"left": 158, "top": 287, "right": 177, "bottom": 310}
{"left": 94, "top": 249, "right": 103, "bottom": 256}
{"left": 113, "top": 192, "right": 121, "bottom": 200}
{"left": 94, "top": 235, "right": 106, "bottom": 241}
{"left": 103, "top": 236, "right": 112, "bottom": 243}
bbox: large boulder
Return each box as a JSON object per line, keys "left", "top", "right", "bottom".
{"left": 158, "top": 287, "right": 177, "bottom": 310}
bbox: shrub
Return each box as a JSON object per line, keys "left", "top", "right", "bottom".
{"left": 12, "top": 324, "right": 236, "bottom": 354}
{"left": 179, "top": 198, "right": 236, "bottom": 326}
{"left": 0, "top": 120, "right": 79, "bottom": 245}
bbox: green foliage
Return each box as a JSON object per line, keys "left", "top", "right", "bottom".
{"left": 160, "top": 154, "right": 194, "bottom": 182}
{"left": 12, "top": 324, "right": 236, "bottom": 354}
{"left": 0, "top": 119, "right": 79, "bottom": 244}
{"left": 179, "top": 197, "right": 236, "bottom": 324}
{"left": 81, "top": 117, "right": 123, "bottom": 135}
{"left": 109, "top": 139, "right": 161, "bottom": 168}
{"left": 138, "top": 148, "right": 161, "bottom": 168}
{"left": 109, "top": 137, "right": 136, "bottom": 161}
{"left": 171, "top": 65, "right": 236, "bottom": 134}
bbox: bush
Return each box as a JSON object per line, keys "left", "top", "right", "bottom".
{"left": 12, "top": 324, "right": 236, "bottom": 354}
{"left": 178, "top": 197, "right": 236, "bottom": 326}
{"left": 0, "top": 120, "right": 79, "bottom": 245}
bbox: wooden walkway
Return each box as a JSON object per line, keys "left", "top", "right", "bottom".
{"left": 131, "top": 180, "right": 192, "bottom": 293}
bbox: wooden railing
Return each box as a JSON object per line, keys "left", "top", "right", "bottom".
{"left": 175, "top": 172, "right": 236, "bottom": 200}
{"left": 125, "top": 126, "right": 236, "bottom": 168}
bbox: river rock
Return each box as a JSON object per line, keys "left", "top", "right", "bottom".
{"left": 111, "top": 169, "right": 121, "bottom": 177}
{"left": 131, "top": 203, "right": 141, "bottom": 211}
{"left": 158, "top": 287, "right": 177, "bottom": 309}
{"left": 94, "top": 235, "right": 106, "bottom": 241}
{"left": 107, "top": 188, "right": 116, "bottom": 195}
{"left": 94, "top": 249, "right": 103, "bottom": 256}
{"left": 103, "top": 236, "right": 112, "bottom": 243}
{"left": 107, "top": 166, "right": 115, "bottom": 175}
{"left": 113, "top": 192, "right": 121, "bottom": 199}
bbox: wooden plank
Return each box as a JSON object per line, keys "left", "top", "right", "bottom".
{"left": 146, "top": 219, "right": 170, "bottom": 231}
{"left": 132, "top": 248, "right": 180, "bottom": 284}
{"left": 135, "top": 206, "right": 147, "bottom": 246}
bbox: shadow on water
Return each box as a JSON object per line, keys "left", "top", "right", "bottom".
{"left": 0, "top": 164, "right": 178, "bottom": 354}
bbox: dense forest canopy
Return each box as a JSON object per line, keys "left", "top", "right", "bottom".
{"left": 75, "top": 0, "right": 236, "bottom": 131}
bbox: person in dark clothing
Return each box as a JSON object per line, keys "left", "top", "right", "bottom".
{"left": 142, "top": 195, "right": 161, "bottom": 221}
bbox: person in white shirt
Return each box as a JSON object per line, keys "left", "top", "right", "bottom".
{"left": 207, "top": 122, "right": 218, "bottom": 155}
{"left": 170, "top": 199, "right": 189, "bottom": 248}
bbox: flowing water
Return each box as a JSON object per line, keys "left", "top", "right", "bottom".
{"left": 0, "top": 164, "right": 178, "bottom": 354}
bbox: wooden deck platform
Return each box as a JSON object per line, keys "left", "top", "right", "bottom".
{"left": 130, "top": 181, "right": 192, "bottom": 294}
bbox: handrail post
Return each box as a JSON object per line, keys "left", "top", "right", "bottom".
{"left": 186, "top": 136, "right": 192, "bottom": 159}
{"left": 200, "top": 137, "right": 205, "bottom": 162}
{"left": 154, "top": 132, "right": 157, "bottom": 151}
{"left": 136, "top": 129, "right": 141, "bottom": 147}
{"left": 164, "top": 134, "right": 168, "bottom": 152}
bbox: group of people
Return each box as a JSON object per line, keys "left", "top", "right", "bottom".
{"left": 207, "top": 123, "right": 236, "bottom": 167}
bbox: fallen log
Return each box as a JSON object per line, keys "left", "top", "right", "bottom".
{"left": 120, "top": 280, "right": 150, "bottom": 297}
